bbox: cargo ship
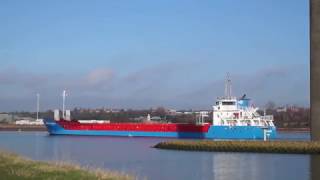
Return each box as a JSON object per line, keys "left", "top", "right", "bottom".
{"left": 44, "top": 77, "right": 276, "bottom": 139}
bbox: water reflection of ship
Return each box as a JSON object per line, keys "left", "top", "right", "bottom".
{"left": 44, "top": 136, "right": 73, "bottom": 162}
{"left": 211, "top": 153, "right": 310, "bottom": 180}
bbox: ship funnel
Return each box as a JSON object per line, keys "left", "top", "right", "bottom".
{"left": 54, "top": 109, "right": 60, "bottom": 121}
{"left": 65, "top": 110, "right": 71, "bottom": 121}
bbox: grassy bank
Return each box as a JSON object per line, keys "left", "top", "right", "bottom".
{"left": 277, "top": 128, "right": 310, "bottom": 132}
{"left": 0, "top": 124, "right": 46, "bottom": 131}
{"left": 154, "top": 140, "right": 320, "bottom": 154}
{"left": 0, "top": 151, "right": 133, "bottom": 180}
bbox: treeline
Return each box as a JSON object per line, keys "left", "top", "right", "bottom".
{"left": 7, "top": 106, "right": 311, "bottom": 128}
{"left": 8, "top": 107, "right": 200, "bottom": 124}
{"left": 266, "top": 107, "right": 310, "bottom": 128}
{"left": 71, "top": 108, "right": 199, "bottom": 123}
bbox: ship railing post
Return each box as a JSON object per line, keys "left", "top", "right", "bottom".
{"left": 263, "top": 129, "right": 272, "bottom": 141}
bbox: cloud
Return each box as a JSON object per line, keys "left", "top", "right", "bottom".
{"left": 119, "top": 63, "right": 178, "bottom": 97}
{"left": 115, "top": 61, "right": 204, "bottom": 99}
{"left": 0, "top": 67, "right": 116, "bottom": 111}
{"left": 0, "top": 67, "right": 49, "bottom": 88}
{"left": 84, "top": 68, "right": 114, "bottom": 85}
{"left": 176, "top": 64, "right": 309, "bottom": 109}
{"left": 0, "top": 63, "right": 310, "bottom": 111}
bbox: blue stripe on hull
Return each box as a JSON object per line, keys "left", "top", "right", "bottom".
{"left": 44, "top": 119, "right": 276, "bottom": 139}
{"left": 206, "top": 126, "right": 276, "bottom": 139}
{"left": 50, "top": 130, "right": 206, "bottom": 138}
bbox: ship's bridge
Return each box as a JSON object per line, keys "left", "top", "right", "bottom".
{"left": 211, "top": 74, "right": 275, "bottom": 127}
{"left": 214, "top": 97, "right": 238, "bottom": 111}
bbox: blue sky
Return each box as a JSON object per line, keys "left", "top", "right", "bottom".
{"left": 0, "top": 0, "right": 309, "bottom": 111}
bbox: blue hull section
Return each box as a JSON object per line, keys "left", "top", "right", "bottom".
{"left": 206, "top": 126, "right": 276, "bottom": 139}
{"left": 44, "top": 119, "right": 276, "bottom": 139}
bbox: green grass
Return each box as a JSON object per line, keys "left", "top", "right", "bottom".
{"left": 154, "top": 140, "right": 320, "bottom": 154}
{"left": 0, "top": 150, "right": 134, "bottom": 180}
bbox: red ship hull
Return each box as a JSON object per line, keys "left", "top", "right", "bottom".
{"left": 57, "top": 120, "right": 211, "bottom": 133}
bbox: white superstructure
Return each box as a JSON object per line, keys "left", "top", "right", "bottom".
{"left": 212, "top": 75, "right": 275, "bottom": 128}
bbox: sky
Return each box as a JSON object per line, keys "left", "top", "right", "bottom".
{"left": 0, "top": 0, "right": 309, "bottom": 112}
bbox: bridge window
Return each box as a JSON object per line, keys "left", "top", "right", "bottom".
{"left": 222, "top": 102, "right": 236, "bottom": 105}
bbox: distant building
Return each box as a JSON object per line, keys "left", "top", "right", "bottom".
{"left": 276, "top": 107, "right": 287, "bottom": 113}
{"left": 133, "top": 116, "right": 145, "bottom": 121}
{"left": 167, "top": 109, "right": 177, "bottom": 115}
{"left": 15, "top": 119, "right": 44, "bottom": 125}
{"left": 0, "top": 113, "right": 12, "bottom": 122}
{"left": 150, "top": 116, "right": 162, "bottom": 121}
{"left": 287, "top": 106, "right": 300, "bottom": 112}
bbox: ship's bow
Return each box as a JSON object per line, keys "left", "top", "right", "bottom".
{"left": 43, "top": 118, "right": 64, "bottom": 135}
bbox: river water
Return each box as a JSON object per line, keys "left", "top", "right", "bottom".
{"left": 0, "top": 131, "right": 318, "bottom": 180}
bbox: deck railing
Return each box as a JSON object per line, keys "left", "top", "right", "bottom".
{"left": 260, "top": 115, "right": 274, "bottom": 121}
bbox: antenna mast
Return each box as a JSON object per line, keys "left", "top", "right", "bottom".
{"left": 36, "top": 93, "right": 40, "bottom": 120}
{"left": 224, "top": 73, "right": 232, "bottom": 98}
{"left": 62, "top": 90, "right": 66, "bottom": 119}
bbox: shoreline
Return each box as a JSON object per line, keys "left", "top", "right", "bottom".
{"left": 0, "top": 124, "right": 46, "bottom": 131}
{"left": 0, "top": 150, "right": 133, "bottom": 180}
{"left": 277, "top": 128, "right": 310, "bottom": 133}
{"left": 154, "top": 140, "right": 320, "bottom": 154}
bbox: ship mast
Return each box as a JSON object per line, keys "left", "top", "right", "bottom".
{"left": 36, "top": 93, "right": 40, "bottom": 120}
{"left": 224, "top": 73, "right": 232, "bottom": 99}
{"left": 62, "top": 90, "right": 66, "bottom": 119}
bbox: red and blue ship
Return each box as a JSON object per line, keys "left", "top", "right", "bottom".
{"left": 44, "top": 79, "right": 276, "bottom": 139}
{"left": 44, "top": 118, "right": 276, "bottom": 139}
